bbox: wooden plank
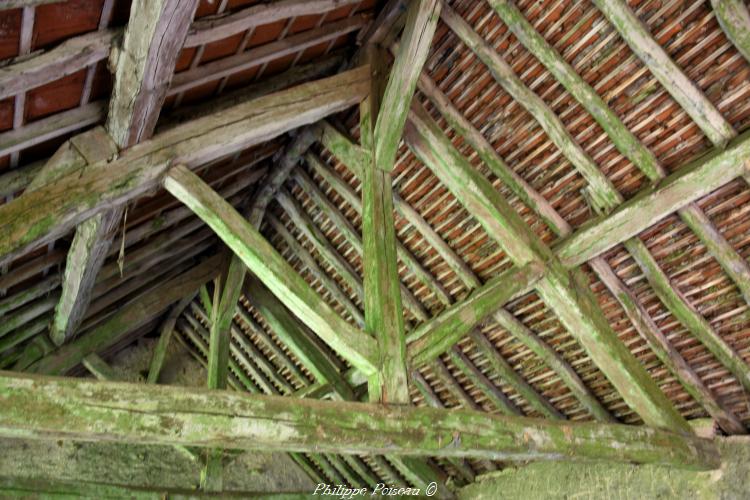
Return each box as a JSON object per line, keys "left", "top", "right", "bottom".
{"left": 107, "top": 0, "right": 198, "bottom": 147}
{"left": 0, "top": 67, "right": 370, "bottom": 266}
{"left": 406, "top": 103, "right": 691, "bottom": 433}
{"left": 170, "top": 16, "right": 368, "bottom": 97}
{"left": 485, "top": 0, "right": 664, "bottom": 182}
{"left": 625, "top": 238, "right": 750, "bottom": 395}
{"left": 164, "top": 165, "right": 378, "bottom": 374}
{"left": 554, "top": 130, "right": 750, "bottom": 267}
{"left": 81, "top": 354, "right": 119, "bottom": 382}
{"left": 0, "top": 101, "right": 106, "bottom": 158}
{"left": 0, "top": 30, "right": 118, "bottom": 100}
{"left": 590, "top": 257, "right": 746, "bottom": 434}
{"left": 27, "top": 254, "right": 221, "bottom": 375}
{"left": 373, "top": 0, "right": 440, "bottom": 173}
{"left": 245, "top": 278, "right": 356, "bottom": 402}
{"left": 0, "top": 372, "right": 721, "bottom": 468}
{"left": 591, "top": 0, "right": 736, "bottom": 147}
{"left": 440, "top": 4, "right": 621, "bottom": 214}
{"left": 185, "top": 0, "right": 363, "bottom": 47}
{"left": 407, "top": 263, "right": 545, "bottom": 366}
{"left": 711, "top": 0, "right": 750, "bottom": 64}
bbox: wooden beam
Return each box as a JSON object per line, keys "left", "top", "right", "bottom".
{"left": 0, "top": 101, "right": 106, "bottom": 158}
{"left": 0, "top": 1, "right": 60, "bottom": 10}
{"left": 185, "top": 0, "right": 363, "bottom": 47}
{"left": 407, "top": 263, "right": 544, "bottom": 366}
{"left": 27, "top": 254, "right": 221, "bottom": 375}
{"left": 711, "top": 0, "right": 750, "bottom": 64}
{"left": 555, "top": 130, "right": 750, "bottom": 268}
{"left": 373, "top": 0, "right": 440, "bottom": 173}
{"left": 164, "top": 165, "right": 378, "bottom": 375}
{"left": 0, "top": 30, "right": 118, "bottom": 101}
{"left": 0, "top": 67, "right": 369, "bottom": 266}
{"left": 170, "top": 16, "right": 368, "bottom": 97}
{"left": 590, "top": 0, "right": 736, "bottom": 147}
{"left": 440, "top": 4, "right": 621, "bottom": 214}
{"left": 357, "top": 0, "right": 407, "bottom": 46}
{"left": 406, "top": 103, "right": 691, "bottom": 433}
{"left": 0, "top": 372, "right": 720, "bottom": 468}
{"left": 107, "top": 0, "right": 197, "bottom": 148}
{"left": 359, "top": 45, "right": 409, "bottom": 403}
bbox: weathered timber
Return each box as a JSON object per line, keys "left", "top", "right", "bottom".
{"left": 373, "top": 0, "right": 440, "bottom": 173}
{"left": 207, "top": 258, "right": 245, "bottom": 391}
{"left": 485, "top": 0, "right": 664, "bottom": 182}
{"left": 407, "top": 264, "right": 545, "bottom": 366}
{"left": 160, "top": 53, "right": 345, "bottom": 132}
{"left": 406, "top": 103, "right": 690, "bottom": 433}
{"left": 0, "top": 160, "right": 43, "bottom": 198}
{"left": 170, "top": 16, "right": 368, "bottom": 96}
{"left": 431, "top": 356, "right": 481, "bottom": 411}
{"left": 711, "top": 0, "right": 750, "bottom": 63}
{"left": 45, "top": 128, "right": 120, "bottom": 345}
{"left": 164, "top": 165, "right": 377, "bottom": 374}
{"left": 266, "top": 214, "right": 365, "bottom": 328}
{"left": 0, "top": 1, "right": 59, "bottom": 9}
{"left": 448, "top": 347, "right": 520, "bottom": 415}
{"left": 625, "top": 238, "right": 750, "bottom": 394}
{"left": 417, "top": 72, "right": 571, "bottom": 238}
{"left": 107, "top": 0, "right": 197, "bottom": 147}
{"left": 469, "top": 330, "right": 564, "bottom": 420}
{"left": 440, "top": 4, "right": 621, "bottom": 213}
{"left": 555, "top": 129, "right": 750, "bottom": 267}
{"left": 244, "top": 278, "right": 355, "bottom": 401}
{"left": 0, "top": 372, "right": 720, "bottom": 468}
{"left": 0, "top": 67, "right": 369, "bottom": 266}
{"left": 185, "top": 0, "right": 362, "bottom": 47}
{"left": 0, "top": 101, "right": 106, "bottom": 159}
{"left": 27, "top": 255, "right": 221, "bottom": 375}
{"left": 359, "top": 46, "right": 410, "bottom": 403}
{"left": 357, "top": 0, "right": 407, "bottom": 45}
{"left": 590, "top": 0, "right": 736, "bottom": 147}
{"left": 147, "top": 295, "right": 195, "bottom": 384}
{"left": 590, "top": 257, "right": 746, "bottom": 434}
{"left": 316, "top": 120, "right": 367, "bottom": 177}
{"left": 0, "top": 30, "right": 119, "bottom": 100}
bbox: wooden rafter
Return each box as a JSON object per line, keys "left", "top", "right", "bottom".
{"left": 0, "top": 372, "right": 720, "bottom": 468}
{"left": 711, "top": 0, "right": 750, "bottom": 64}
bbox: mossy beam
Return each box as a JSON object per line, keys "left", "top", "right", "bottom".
{"left": 81, "top": 354, "right": 119, "bottom": 382}
{"left": 304, "top": 152, "right": 451, "bottom": 307}
{"left": 590, "top": 0, "right": 736, "bottom": 147}
{"left": 0, "top": 67, "right": 370, "bottom": 266}
{"left": 416, "top": 72, "right": 571, "bottom": 238}
{"left": 0, "top": 372, "right": 720, "bottom": 468}
{"left": 590, "top": 257, "right": 746, "bottom": 434}
{"left": 485, "top": 0, "right": 664, "bottom": 182}
{"left": 406, "top": 103, "right": 690, "bottom": 433}
{"left": 316, "top": 120, "right": 367, "bottom": 178}
{"left": 440, "top": 4, "right": 621, "bottom": 213}
{"left": 555, "top": 129, "right": 750, "bottom": 267}
{"left": 373, "top": 0, "right": 440, "bottom": 173}
{"left": 407, "top": 263, "right": 545, "bottom": 366}
{"left": 292, "top": 167, "right": 432, "bottom": 319}
{"left": 164, "top": 165, "right": 377, "bottom": 375}
{"left": 625, "top": 238, "right": 750, "bottom": 394}
{"left": 245, "top": 277, "right": 356, "bottom": 401}
{"left": 147, "top": 294, "right": 196, "bottom": 384}
{"left": 27, "top": 254, "right": 222, "bottom": 375}
{"left": 711, "top": 0, "right": 750, "bottom": 64}
{"left": 266, "top": 214, "right": 365, "bottom": 328}
{"left": 360, "top": 67, "right": 410, "bottom": 404}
